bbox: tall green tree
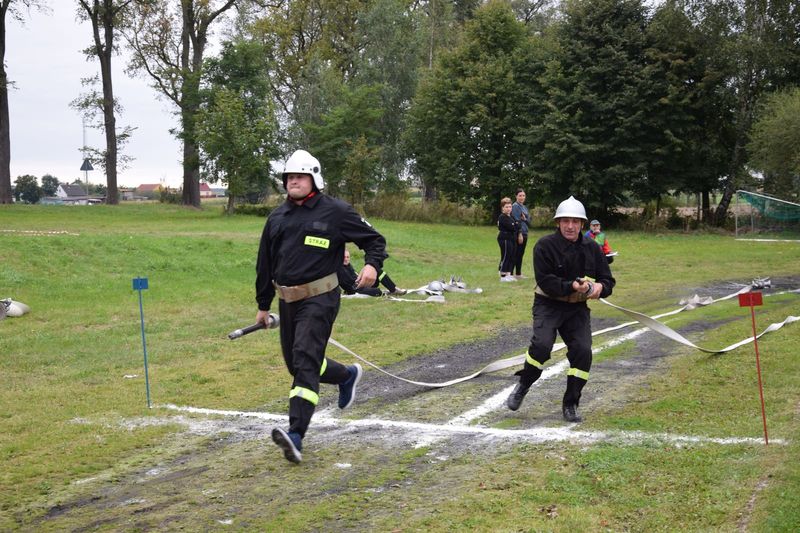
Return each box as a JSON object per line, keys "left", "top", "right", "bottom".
{"left": 639, "top": 0, "right": 733, "bottom": 217}
{"left": 305, "top": 84, "right": 384, "bottom": 200}
{"left": 75, "top": 0, "right": 136, "bottom": 205}
{"left": 352, "top": 0, "right": 421, "bottom": 191}
{"left": 13, "top": 174, "right": 40, "bottom": 203}
{"left": 0, "top": 0, "right": 47, "bottom": 204}
{"left": 405, "top": 0, "right": 529, "bottom": 218}
{"left": 747, "top": 87, "right": 800, "bottom": 200}
{"left": 125, "top": 0, "right": 238, "bottom": 207}
{"left": 41, "top": 174, "right": 58, "bottom": 196}
{"left": 196, "top": 40, "right": 280, "bottom": 214}
{"left": 693, "top": 0, "right": 800, "bottom": 222}
{"left": 537, "top": 0, "right": 651, "bottom": 215}
{"left": 512, "top": 29, "right": 558, "bottom": 205}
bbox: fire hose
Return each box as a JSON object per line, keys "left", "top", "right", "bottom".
{"left": 227, "top": 287, "right": 799, "bottom": 388}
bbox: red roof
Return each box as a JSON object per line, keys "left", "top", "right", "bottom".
{"left": 199, "top": 183, "right": 212, "bottom": 191}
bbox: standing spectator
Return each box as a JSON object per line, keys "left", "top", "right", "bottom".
{"left": 584, "top": 219, "right": 615, "bottom": 264}
{"left": 506, "top": 196, "right": 615, "bottom": 422}
{"left": 255, "top": 149, "right": 388, "bottom": 463}
{"left": 511, "top": 189, "right": 530, "bottom": 277}
{"left": 497, "top": 197, "right": 519, "bottom": 282}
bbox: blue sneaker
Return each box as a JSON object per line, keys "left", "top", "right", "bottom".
{"left": 271, "top": 428, "right": 302, "bottom": 464}
{"left": 338, "top": 363, "right": 363, "bottom": 409}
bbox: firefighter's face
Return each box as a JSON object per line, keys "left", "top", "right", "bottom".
{"left": 558, "top": 217, "right": 583, "bottom": 241}
{"left": 591, "top": 223, "right": 601, "bottom": 233}
{"left": 286, "top": 173, "right": 313, "bottom": 199}
{"left": 343, "top": 250, "right": 350, "bottom": 265}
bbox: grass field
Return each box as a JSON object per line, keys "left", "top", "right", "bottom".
{"left": 1, "top": 203, "right": 799, "bottom": 531}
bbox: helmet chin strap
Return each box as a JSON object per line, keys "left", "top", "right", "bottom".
{"left": 289, "top": 190, "right": 317, "bottom": 205}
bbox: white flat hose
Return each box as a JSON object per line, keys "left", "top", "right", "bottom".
{"left": 328, "top": 286, "right": 799, "bottom": 388}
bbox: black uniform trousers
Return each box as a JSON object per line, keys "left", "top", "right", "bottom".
{"left": 519, "top": 297, "right": 592, "bottom": 407}
{"left": 514, "top": 234, "right": 528, "bottom": 276}
{"left": 498, "top": 236, "right": 517, "bottom": 274}
{"left": 278, "top": 289, "right": 350, "bottom": 438}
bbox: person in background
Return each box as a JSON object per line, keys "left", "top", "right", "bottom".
{"left": 506, "top": 196, "right": 615, "bottom": 422}
{"left": 497, "top": 197, "right": 519, "bottom": 282}
{"left": 255, "top": 149, "right": 387, "bottom": 464}
{"left": 511, "top": 189, "right": 530, "bottom": 278}
{"left": 338, "top": 248, "right": 406, "bottom": 296}
{"left": 584, "top": 219, "right": 614, "bottom": 264}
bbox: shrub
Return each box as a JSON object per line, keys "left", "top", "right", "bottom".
{"left": 234, "top": 203, "right": 274, "bottom": 217}
{"left": 364, "top": 194, "right": 488, "bottom": 225}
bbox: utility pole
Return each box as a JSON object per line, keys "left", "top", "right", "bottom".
{"left": 80, "top": 117, "right": 93, "bottom": 200}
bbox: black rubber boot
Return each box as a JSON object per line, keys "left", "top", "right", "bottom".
{"left": 506, "top": 382, "right": 531, "bottom": 411}
{"left": 562, "top": 404, "right": 582, "bottom": 423}
{"left": 562, "top": 375, "right": 586, "bottom": 422}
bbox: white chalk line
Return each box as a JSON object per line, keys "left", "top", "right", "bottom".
{"left": 0, "top": 229, "right": 80, "bottom": 236}
{"left": 161, "top": 403, "right": 781, "bottom": 447}
{"left": 160, "top": 287, "right": 797, "bottom": 450}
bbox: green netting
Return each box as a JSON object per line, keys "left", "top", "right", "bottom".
{"left": 739, "top": 191, "right": 800, "bottom": 221}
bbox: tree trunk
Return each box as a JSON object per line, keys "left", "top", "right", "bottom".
{"left": 0, "top": 7, "right": 12, "bottom": 204}
{"left": 98, "top": 2, "right": 118, "bottom": 205}
{"left": 701, "top": 190, "right": 710, "bottom": 222}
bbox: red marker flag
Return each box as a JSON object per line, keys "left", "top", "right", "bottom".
{"left": 738, "top": 292, "right": 763, "bottom": 307}
{"left": 739, "top": 291, "right": 768, "bottom": 445}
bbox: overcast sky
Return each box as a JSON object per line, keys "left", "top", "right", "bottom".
{"left": 7, "top": 3, "right": 185, "bottom": 188}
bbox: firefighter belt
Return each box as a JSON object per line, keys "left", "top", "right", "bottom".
{"left": 535, "top": 284, "right": 590, "bottom": 303}
{"left": 274, "top": 272, "right": 339, "bottom": 303}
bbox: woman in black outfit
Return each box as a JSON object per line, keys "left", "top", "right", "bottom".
{"left": 497, "top": 197, "right": 519, "bottom": 281}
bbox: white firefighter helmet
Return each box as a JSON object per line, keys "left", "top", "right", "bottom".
{"left": 282, "top": 150, "right": 324, "bottom": 191}
{"left": 553, "top": 195, "right": 587, "bottom": 220}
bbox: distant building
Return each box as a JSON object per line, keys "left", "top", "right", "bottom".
{"left": 200, "top": 182, "right": 214, "bottom": 198}
{"left": 54, "top": 184, "right": 90, "bottom": 205}
{"left": 136, "top": 184, "right": 161, "bottom": 195}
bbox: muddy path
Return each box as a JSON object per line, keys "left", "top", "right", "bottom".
{"left": 30, "top": 277, "right": 800, "bottom": 530}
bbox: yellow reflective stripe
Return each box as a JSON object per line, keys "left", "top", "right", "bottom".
{"left": 319, "top": 358, "right": 327, "bottom": 376}
{"left": 304, "top": 236, "right": 330, "bottom": 249}
{"left": 378, "top": 271, "right": 386, "bottom": 281}
{"left": 289, "top": 386, "right": 319, "bottom": 405}
{"left": 525, "top": 354, "right": 544, "bottom": 369}
{"left": 567, "top": 368, "right": 590, "bottom": 380}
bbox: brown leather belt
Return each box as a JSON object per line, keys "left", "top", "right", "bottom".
{"left": 534, "top": 285, "right": 588, "bottom": 303}
{"left": 274, "top": 272, "right": 339, "bottom": 303}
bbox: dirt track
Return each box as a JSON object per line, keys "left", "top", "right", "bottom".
{"left": 31, "top": 277, "right": 800, "bottom": 530}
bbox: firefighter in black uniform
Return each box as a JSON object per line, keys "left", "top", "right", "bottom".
{"left": 506, "top": 196, "right": 615, "bottom": 422}
{"left": 338, "top": 248, "right": 406, "bottom": 297}
{"left": 255, "top": 149, "right": 388, "bottom": 463}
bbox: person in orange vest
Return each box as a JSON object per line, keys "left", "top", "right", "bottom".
{"left": 584, "top": 219, "right": 614, "bottom": 264}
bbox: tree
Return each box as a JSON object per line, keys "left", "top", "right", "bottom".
{"left": 305, "top": 84, "right": 384, "bottom": 199}
{"left": 747, "top": 87, "right": 800, "bottom": 200}
{"left": 196, "top": 40, "right": 280, "bottom": 214}
{"left": 74, "top": 0, "right": 137, "bottom": 205}
{"left": 405, "top": 0, "right": 529, "bottom": 218}
{"left": 41, "top": 174, "right": 59, "bottom": 196}
{"left": 351, "top": 0, "right": 421, "bottom": 192}
{"left": 13, "top": 174, "right": 41, "bottom": 203}
{"left": 695, "top": 0, "right": 800, "bottom": 223}
{"left": 125, "top": 0, "right": 239, "bottom": 207}
{"left": 0, "top": 1, "right": 47, "bottom": 204}
{"left": 537, "top": 0, "right": 651, "bottom": 215}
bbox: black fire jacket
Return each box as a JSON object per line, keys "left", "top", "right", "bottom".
{"left": 256, "top": 193, "right": 387, "bottom": 311}
{"left": 533, "top": 228, "right": 615, "bottom": 306}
